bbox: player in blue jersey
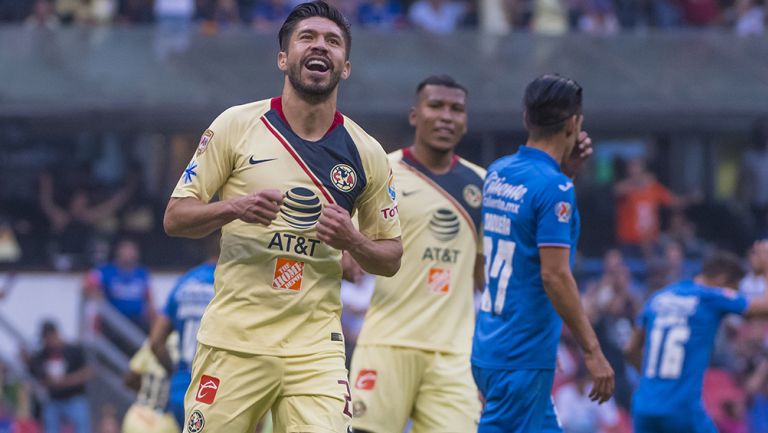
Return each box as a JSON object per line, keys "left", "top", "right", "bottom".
{"left": 472, "top": 74, "right": 614, "bottom": 433}
{"left": 149, "top": 236, "right": 218, "bottom": 426}
{"left": 625, "top": 244, "right": 768, "bottom": 433}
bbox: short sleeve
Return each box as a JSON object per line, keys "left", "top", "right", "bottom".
{"left": 535, "top": 177, "right": 576, "bottom": 248}
{"left": 128, "top": 343, "right": 150, "bottom": 373}
{"left": 707, "top": 288, "right": 749, "bottom": 316}
{"left": 171, "top": 110, "right": 234, "bottom": 203}
{"left": 653, "top": 182, "right": 675, "bottom": 206}
{"left": 355, "top": 146, "right": 401, "bottom": 241}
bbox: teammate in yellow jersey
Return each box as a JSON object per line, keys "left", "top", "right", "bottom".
{"left": 348, "top": 75, "right": 484, "bottom": 433}
{"left": 122, "top": 335, "right": 180, "bottom": 433}
{"left": 164, "top": 1, "right": 402, "bottom": 431}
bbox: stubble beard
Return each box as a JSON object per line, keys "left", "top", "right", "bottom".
{"left": 287, "top": 61, "right": 341, "bottom": 104}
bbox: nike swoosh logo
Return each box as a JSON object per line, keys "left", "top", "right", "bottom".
{"left": 402, "top": 190, "right": 420, "bottom": 197}
{"left": 249, "top": 156, "right": 276, "bottom": 165}
{"left": 558, "top": 182, "right": 574, "bottom": 191}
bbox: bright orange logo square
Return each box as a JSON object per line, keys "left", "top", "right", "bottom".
{"left": 273, "top": 258, "right": 305, "bottom": 291}
{"left": 428, "top": 268, "right": 451, "bottom": 293}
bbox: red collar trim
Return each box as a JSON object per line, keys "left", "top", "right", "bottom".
{"left": 270, "top": 97, "right": 344, "bottom": 137}
{"left": 402, "top": 146, "right": 460, "bottom": 171}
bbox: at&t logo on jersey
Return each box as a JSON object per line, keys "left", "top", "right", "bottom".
{"left": 355, "top": 370, "right": 378, "bottom": 390}
{"left": 429, "top": 208, "right": 460, "bottom": 241}
{"left": 187, "top": 410, "right": 205, "bottom": 433}
{"left": 555, "top": 202, "right": 572, "bottom": 223}
{"left": 281, "top": 187, "right": 322, "bottom": 229}
{"left": 195, "top": 375, "right": 220, "bottom": 405}
{"left": 330, "top": 164, "right": 357, "bottom": 192}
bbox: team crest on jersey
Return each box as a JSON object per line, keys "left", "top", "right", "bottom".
{"left": 273, "top": 258, "right": 305, "bottom": 291}
{"left": 353, "top": 400, "right": 367, "bottom": 417}
{"left": 429, "top": 208, "right": 460, "bottom": 241}
{"left": 195, "top": 375, "right": 220, "bottom": 405}
{"left": 330, "top": 164, "right": 357, "bottom": 192}
{"left": 555, "top": 202, "right": 572, "bottom": 223}
{"left": 187, "top": 410, "right": 205, "bottom": 433}
{"left": 463, "top": 184, "right": 482, "bottom": 208}
{"left": 196, "top": 130, "right": 214, "bottom": 156}
{"left": 355, "top": 370, "right": 378, "bottom": 390}
{"left": 428, "top": 268, "right": 451, "bottom": 293}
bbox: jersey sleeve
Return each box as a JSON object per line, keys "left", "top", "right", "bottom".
{"left": 128, "top": 343, "right": 150, "bottom": 373}
{"left": 707, "top": 288, "right": 749, "bottom": 316}
{"left": 355, "top": 145, "right": 401, "bottom": 240}
{"left": 171, "top": 110, "right": 235, "bottom": 203}
{"left": 535, "top": 177, "right": 576, "bottom": 248}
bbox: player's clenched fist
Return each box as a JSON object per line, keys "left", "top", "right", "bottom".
{"left": 316, "top": 204, "right": 361, "bottom": 250}
{"left": 231, "top": 189, "right": 284, "bottom": 226}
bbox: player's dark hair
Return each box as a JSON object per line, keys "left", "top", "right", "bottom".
{"left": 278, "top": 1, "right": 352, "bottom": 59}
{"left": 524, "top": 74, "right": 582, "bottom": 138}
{"left": 416, "top": 75, "right": 468, "bottom": 95}
{"left": 700, "top": 251, "right": 746, "bottom": 288}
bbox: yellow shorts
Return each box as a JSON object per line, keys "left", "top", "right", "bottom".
{"left": 349, "top": 345, "right": 481, "bottom": 433}
{"left": 122, "top": 404, "right": 179, "bottom": 433}
{"left": 182, "top": 343, "right": 351, "bottom": 433}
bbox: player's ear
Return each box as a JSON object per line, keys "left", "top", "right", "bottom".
{"left": 277, "top": 50, "right": 288, "bottom": 72}
{"left": 341, "top": 60, "right": 351, "bottom": 81}
{"left": 408, "top": 106, "right": 417, "bottom": 127}
{"left": 564, "top": 114, "right": 578, "bottom": 137}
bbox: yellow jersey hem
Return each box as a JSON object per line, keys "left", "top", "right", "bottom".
{"left": 197, "top": 333, "right": 345, "bottom": 357}
{"left": 355, "top": 339, "right": 470, "bottom": 355}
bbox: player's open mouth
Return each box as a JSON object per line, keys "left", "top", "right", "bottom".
{"left": 304, "top": 57, "right": 331, "bottom": 73}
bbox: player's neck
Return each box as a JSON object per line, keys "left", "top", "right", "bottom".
{"left": 525, "top": 139, "right": 566, "bottom": 168}
{"left": 409, "top": 144, "right": 454, "bottom": 174}
{"left": 281, "top": 84, "right": 338, "bottom": 141}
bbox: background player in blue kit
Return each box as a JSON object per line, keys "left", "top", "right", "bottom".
{"left": 625, "top": 243, "right": 768, "bottom": 433}
{"left": 149, "top": 236, "right": 218, "bottom": 426}
{"left": 472, "top": 74, "right": 615, "bottom": 433}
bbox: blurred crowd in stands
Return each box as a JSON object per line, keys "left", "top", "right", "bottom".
{"left": 0, "top": 0, "right": 764, "bottom": 35}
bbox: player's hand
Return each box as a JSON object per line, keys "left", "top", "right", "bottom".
{"left": 584, "top": 350, "right": 614, "bottom": 404}
{"left": 231, "top": 189, "right": 284, "bottom": 226}
{"left": 316, "top": 204, "right": 362, "bottom": 251}
{"left": 341, "top": 251, "right": 365, "bottom": 283}
{"left": 562, "top": 131, "right": 594, "bottom": 178}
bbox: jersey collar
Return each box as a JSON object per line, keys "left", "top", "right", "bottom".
{"left": 270, "top": 97, "right": 344, "bottom": 138}
{"left": 518, "top": 146, "right": 561, "bottom": 172}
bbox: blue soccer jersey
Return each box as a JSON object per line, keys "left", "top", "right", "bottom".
{"left": 633, "top": 280, "right": 748, "bottom": 415}
{"left": 97, "top": 264, "right": 151, "bottom": 324}
{"left": 472, "top": 146, "right": 580, "bottom": 370}
{"left": 163, "top": 262, "right": 216, "bottom": 373}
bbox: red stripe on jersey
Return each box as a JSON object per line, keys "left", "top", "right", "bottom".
{"left": 270, "top": 97, "right": 344, "bottom": 137}
{"left": 398, "top": 160, "right": 478, "bottom": 237}
{"left": 262, "top": 116, "right": 335, "bottom": 204}
{"left": 402, "top": 146, "right": 459, "bottom": 170}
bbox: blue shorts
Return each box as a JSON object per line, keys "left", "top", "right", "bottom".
{"left": 168, "top": 369, "right": 192, "bottom": 426}
{"left": 633, "top": 410, "right": 717, "bottom": 433}
{"left": 472, "top": 366, "right": 562, "bottom": 433}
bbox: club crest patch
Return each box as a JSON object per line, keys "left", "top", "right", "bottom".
{"left": 187, "top": 410, "right": 205, "bottom": 433}
{"left": 196, "top": 130, "right": 214, "bottom": 156}
{"left": 556, "top": 202, "right": 572, "bottom": 223}
{"left": 463, "top": 184, "right": 482, "bottom": 208}
{"left": 330, "top": 164, "right": 357, "bottom": 192}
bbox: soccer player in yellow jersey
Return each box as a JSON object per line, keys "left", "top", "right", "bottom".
{"left": 349, "top": 75, "right": 484, "bottom": 433}
{"left": 122, "top": 335, "right": 180, "bottom": 433}
{"left": 162, "top": 2, "right": 403, "bottom": 432}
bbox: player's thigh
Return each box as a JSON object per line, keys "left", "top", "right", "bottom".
{"left": 349, "top": 346, "right": 422, "bottom": 433}
{"left": 122, "top": 405, "right": 179, "bottom": 433}
{"left": 411, "top": 352, "right": 480, "bottom": 433}
{"left": 633, "top": 412, "right": 716, "bottom": 433}
{"left": 472, "top": 367, "right": 555, "bottom": 433}
{"left": 183, "top": 343, "right": 282, "bottom": 433}
{"left": 277, "top": 350, "right": 352, "bottom": 433}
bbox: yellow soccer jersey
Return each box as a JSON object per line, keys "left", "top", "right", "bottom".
{"left": 129, "top": 333, "right": 179, "bottom": 412}
{"left": 357, "top": 148, "right": 485, "bottom": 354}
{"left": 172, "top": 98, "right": 401, "bottom": 356}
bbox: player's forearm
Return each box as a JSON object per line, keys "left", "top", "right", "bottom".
{"left": 346, "top": 236, "right": 402, "bottom": 277}
{"left": 151, "top": 342, "right": 175, "bottom": 374}
{"left": 542, "top": 269, "right": 602, "bottom": 356}
{"left": 164, "top": 197, "right": 236, "bottom": 239}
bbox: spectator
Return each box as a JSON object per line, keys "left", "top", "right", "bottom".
{"left": 531, "top": 0, "right": 568, "bottom": 34}
{"left": 85, "top": 239, "right": 154, "bottom": 332}
{"left": 28, "top": 320, "right": 91, "bottom": 433}
{"left": 554, "top": 363, "right": 621, "bottom": 433}
{"left": 651, "top": 0, "right": 683, "bottom": 27}
{"left": 251, "top": 0, "right": 292, "bottom": 31}
{"left": 717, "top": 398, "right": 749, "bottom": 433}
{"left": 584, "top": 248, "right": 639, "bottom": 410}
{"left": 24, "top": 0, "right": 60, "bottom": 29}
{"left": 740, "top": 242, "right": 768, "bottom": 300}
{"left": 614, "top": 157, "right": 680, "bottom": 259}
{"left": 358, "top": 0, "right": 405, "bottom": 29}
{"left": 154, "top": 0, "right": 195, "bottom": 28}
{"left": 739, "top": 120, "right": 768, "bottom": 238}
{"left": 680, "top": 0, "right": 721, "bottom": 26}
{"left": 408, "top": 0, "right": 467, "bottom": 33}
{"left": 658, "top": 209, "right": 711, "bottom": 259}
{"left": 116, "top": 0, "right": 154, "bottom": 23}
{"left": 745, "top": 359, "right": 768, "bottom": 433}
{"left": 577, "top": 0, "right": 619, "bottom": 34}
{"left": 733, "top": 0, "right": 765, "bottom": 35}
